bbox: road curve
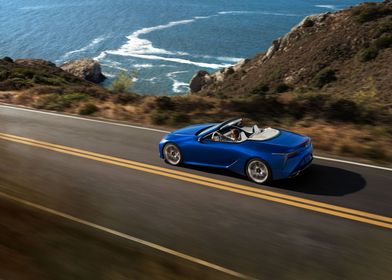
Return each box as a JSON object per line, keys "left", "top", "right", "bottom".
{"left": 1, "top": 105, "right": 391, "bottom": 279}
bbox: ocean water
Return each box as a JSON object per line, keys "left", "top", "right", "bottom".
{"left": 0, "top": 0, "right": 374, "bottom": 95}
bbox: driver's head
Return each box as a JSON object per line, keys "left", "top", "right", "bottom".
{"left": 231, "top": 128, "right": 240, "bottom": 139}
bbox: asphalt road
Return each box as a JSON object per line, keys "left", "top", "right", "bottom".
{"left": 0, "top": 104, "right": 391, "bottom": 279}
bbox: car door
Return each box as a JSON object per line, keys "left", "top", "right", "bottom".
{"left": 184, "top": 138, "right": 241, "bottom": 167}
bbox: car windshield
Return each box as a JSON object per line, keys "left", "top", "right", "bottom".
{"left": 196, "top": 118, "right": 242, "bottom": 136}
{"left": 196, "top": 124, "right": 220, "bottom": 136}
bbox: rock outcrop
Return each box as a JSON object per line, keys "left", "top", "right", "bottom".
{"left": 189, "top": 70, "right": 212, "bottom": 93}
{"left": 60, "top": 59, "right": 106, "bottom": 84}
{"left": 189, "top": 59, "right": 250, "bottom": 93}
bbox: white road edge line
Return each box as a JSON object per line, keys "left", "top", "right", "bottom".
{"left": 1, "top": 103, "right": 391, "bottom": 172}
{"left": 313, "top": 156, "right": 392, "bottom": 172}
{"left": 0, "top": 191, "right": 252, "bottom": 280}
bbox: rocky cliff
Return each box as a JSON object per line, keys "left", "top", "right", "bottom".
{"left": 190, "top": 0, "right": 392, "bottom": 103}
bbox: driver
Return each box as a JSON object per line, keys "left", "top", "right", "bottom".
{"left": 214, "top": 128, "right": 240, "bottom": 142}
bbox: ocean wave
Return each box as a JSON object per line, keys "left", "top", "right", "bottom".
{"left": 167, "top": 71, "right": 190, "bottom": 93}
{"left": 102, "top": 72, "right": 115, "bottom": 78}
{"left": 219, "top": 10, "right": 300, "bottom": 17}
{"left": 133, "top": 64, "right": 154, "bottom": 68}
{"left": 19, "top": 4, "right": 84, "bottom": 10}
{"left": 107, "top": 52, "right": 231, "bottom": 69}
{"left": 100, "top": 59, "right": 128, "bottom": 72}
{"left": 314, "top": 5, "right": 337, "bottom": 10}
{"left": 196, "top": 55, "right": 243, "bottom": 63}
{"left": 113, "top": 18, "right": 200, "bottom": 57}
{"left": 61, "top": 36, "right": 106, "bottom": 61}
{"left": 144, "top": 77, "right": 159, "bottom": 83}
{"left": 94, "top": 12, "right": 251, "bottom": 70}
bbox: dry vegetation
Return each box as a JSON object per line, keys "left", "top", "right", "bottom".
{"left": 1, "top": 1, "right": 392, "bottom": 164}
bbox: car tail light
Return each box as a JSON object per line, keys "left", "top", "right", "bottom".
{"left": 287, "top": 150, "right": 300, "bottom": 158}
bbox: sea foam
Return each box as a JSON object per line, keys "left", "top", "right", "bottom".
{"left": 314, "top": 5, "right": 337, "bottom": 10}
{"left": 95, "top": 14, "right": 237, "bottom": 69}
{"left": 167, "top": 71, "right": 190, "bottom": 93}
{"left": 60, "top": 36, "right": 106, "bottom": 61}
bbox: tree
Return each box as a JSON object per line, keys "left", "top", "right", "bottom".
{"left": 109, "top": 70, "right": 136, "bottom": 93}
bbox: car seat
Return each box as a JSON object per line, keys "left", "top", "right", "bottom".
{"left": 253, "top": 125, "right": 261, "bottom": 134}
{"left": 239, "top": 132, "right": 247, "bottom": 141}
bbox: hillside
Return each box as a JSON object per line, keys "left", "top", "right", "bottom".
{"left": 192, "top": 1, "right": 392, "bottom": 102}
{"left": 1, "top": 1, "right": 392, "bottom": 164}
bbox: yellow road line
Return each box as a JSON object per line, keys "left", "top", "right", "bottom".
{"left": 1, "top": 132, "right": 390, "bottom": 224}
{"left": 0, "top": 133, "right": 391, "bottom": 229}
{"left": 0, "top": 192, "right": 253, "bottom": 280}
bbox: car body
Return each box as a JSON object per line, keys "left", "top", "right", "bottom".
{"left": 159, "top": 118, "right": 313, "bottom": 183}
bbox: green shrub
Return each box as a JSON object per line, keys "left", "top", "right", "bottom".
{"left": 109, "top": 70, "right": 135, "bottom": 93}
{"left": 63, "top": 92, "right": 88, "bottom": 102}
{"left": 251, "top": 83, "right": 269, "bottom": 95}
{"left": 340, "top": 144, "right": 354, "bottom": 155}
{"left": 174, "top": 97, "right": 213, "bottom": 112}
{"left": 113, "top": 92, "right": 139, "bottom": 105}
{"left": 9, "top": 77, "right": 33, "bottom": 89}
{"left": 150, "top": 110, "right": 169, "bottom": 125}
{"left": 374, "top": 34, "right": 392, "bottom": 49}
{"left": 290, "top": 92, "right": 330, "bottom": 114}
{"left": 0, "top": 70, "right": 9, "bottom": 81}
{"left": 358, "top": 47, "right": 378, "bottom": 62}
{"left": 265, "top": 67, "right": 284, "bottom": 82}
{"left": 170, "top": 113, "right": 190, "bottom": 125}
{"left": 378, "top": 18, "right": 392, "bottom": 33}
{"left": 312, "top": 68, "right": 337, "bottom": 88}
{"left": 35, "top": 95, "right": 67, "bottom": 111}
{"left": 155, "top": 96, "right": 175, "bottom": 110}
{"left": 363, "top": 145, "right": 387, "bottom": 161}
{"left": 10, "top": 68, "right": 37, "bottom": 79}
{"left": 32, "top": 75, "right": 66, "bottom": 86}
{"left": 352, "top": 4, "right": 392, "bottom": 23}
{"left": 79, "top": 103, "right": 99, "bottom": 115}
{"left": 326, "top": 99, "right": 360, "bottom": 121}
{"left": 2, "top": 56, "right": 13, "bottom": 63}
{"left": 276, "top": 83, "right": 290, "bottom": 93}
{"left": 35, "top": 93, "right": 88, "bottom": 111}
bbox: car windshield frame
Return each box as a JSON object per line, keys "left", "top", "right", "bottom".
{"left": 197, "top": 118, "right": 242, "bottom": 137}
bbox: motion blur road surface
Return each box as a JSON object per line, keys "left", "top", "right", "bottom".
{"left": 0, "top": 104, "right": 391, "bottom": 279}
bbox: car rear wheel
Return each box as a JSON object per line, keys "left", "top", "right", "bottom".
{"left": 246, "top": 159, "right": 270, "bottom": 184}
{"left": 163, "top": 143, "right": 182, "bottom": 166}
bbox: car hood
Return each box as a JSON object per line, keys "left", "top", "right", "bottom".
{"left": 264, "top": 129, "right": 309, "bottom": 149}
{"left": 170, "top": 123, "right": 217, "bottom": 136}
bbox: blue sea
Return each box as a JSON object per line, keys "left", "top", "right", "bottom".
{"left": 0, "top": 0, "right": 374, "bottom": 95}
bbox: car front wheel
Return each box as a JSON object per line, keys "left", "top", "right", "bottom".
{"left": 163, "top": 143, "right": 182, "bottom": 166}
{"left": 246, "top": 159, "right": 270, "bottom": 184}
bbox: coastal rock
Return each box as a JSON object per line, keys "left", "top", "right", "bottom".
{"left": 189, "top": 70, "right": 212, "bottom": 93}
{"left": 1, "top": 57, "right": 14, "bottom": 63}
{"left": 189, "top": 59, "right": 250, "bottom": 91}
{"left": 15, "top": 59, "right": 56, "bottom": 67}
{"left": 60, "top": 59, "right": 106, "bottom": 83}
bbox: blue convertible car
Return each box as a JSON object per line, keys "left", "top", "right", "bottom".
{"left": 159, "top": 118, "right": 313, "bottom": 184}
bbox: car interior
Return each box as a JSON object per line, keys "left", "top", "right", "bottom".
{"left": 204, "top": 124, "right": 263, "bottom": 143}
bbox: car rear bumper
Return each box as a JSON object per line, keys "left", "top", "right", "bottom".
{"left": 289, "top": 153, "right": 313, "bottom": 177}
{"left": 272, "top": 144, "right": 313, "bottom": 180}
